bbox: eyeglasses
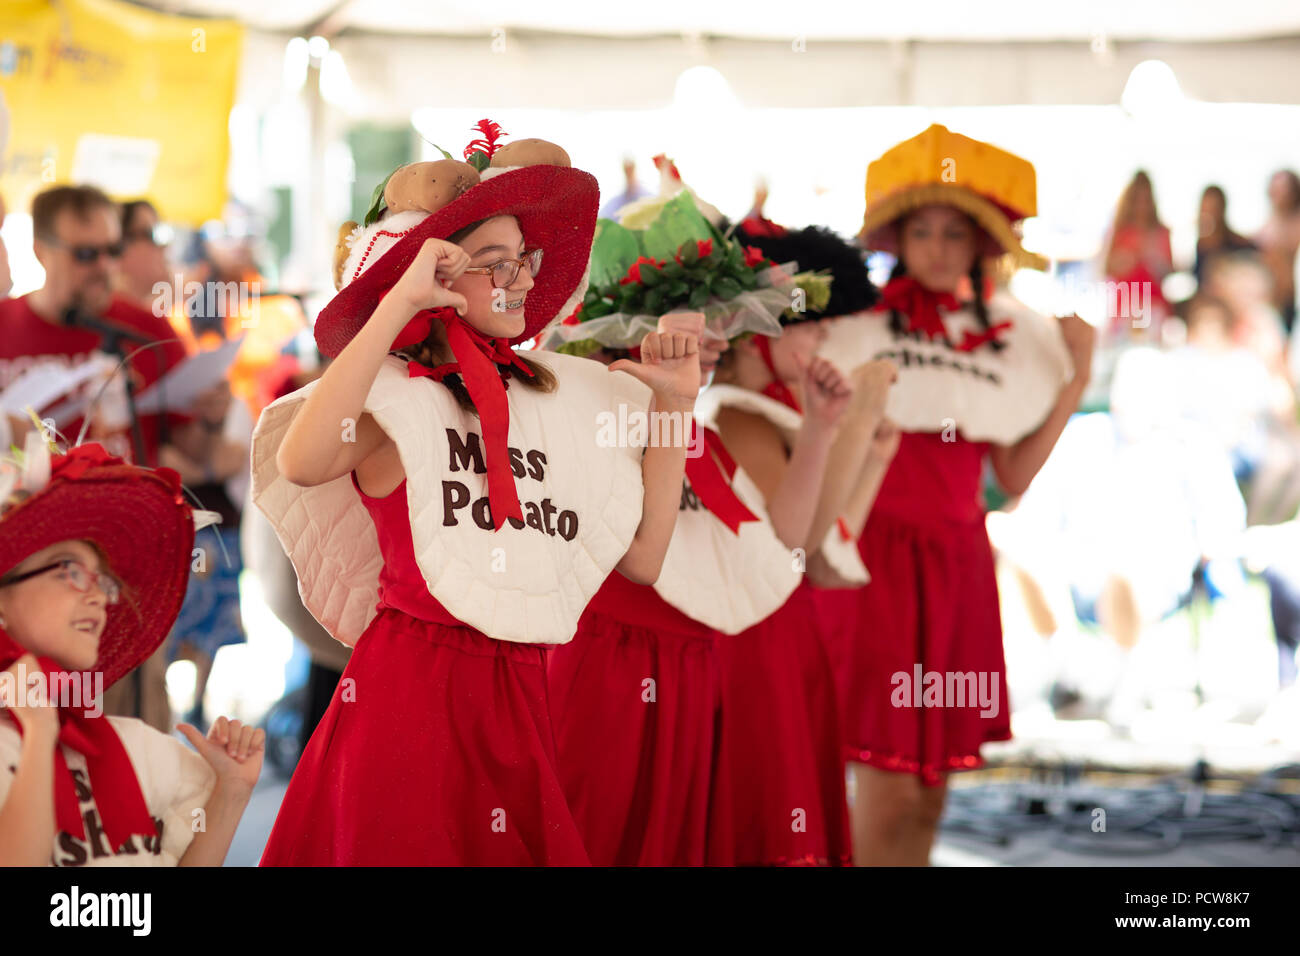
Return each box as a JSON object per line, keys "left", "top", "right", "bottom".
{"left": 0, "top": 558, "right": 121, "bottom": 605}
{"left": 461, "top": 249, "right": 543, "bottom": 289}
{"left": 40, "top": 235, "right": 125, "bottom": 263}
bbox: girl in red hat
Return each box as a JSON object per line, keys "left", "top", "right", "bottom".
{"left": 251, "top": 123, "right": 701, "bottom": 865}
{"left": 818, "top": 125, "right": 1095, "bottom": 865}
{"left": 0, "top": 440, "right": 264, "bottom": 866}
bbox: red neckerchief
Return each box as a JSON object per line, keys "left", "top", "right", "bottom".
{"left": 0, "top": 643, "right": 156, "bottom": 852}
{"left": 954, "top": 320, "right": 1014, "bottom": 353}
{"left": 875, "top": 276, "right": 961, "bottom": 341}
{"left": 754, "top": 334, "right": 801, "bottom": 412}
{"left": 403, "top": 308, "right": 535, "bottom": 532}
{"left": 686, "top": 421, "right": 760, "bottom": 534}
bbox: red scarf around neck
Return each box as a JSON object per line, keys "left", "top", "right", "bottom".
{"left": 875, "top": 276, "right": 961, "bottom": 341}
{"left": 0, "top": 640, "right": 156, "bottom": 853}
{"left": 685, "top": 420, "right": 760, "bottom": 534}
{"left": 402, "top": 307, "right": 536, "bottom": 532}
{"left": 754, "top": 334, "right": 801, "bottom": 413}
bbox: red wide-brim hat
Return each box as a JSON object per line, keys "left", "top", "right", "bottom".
{"left": 0, "top": 445, "right": 195, "bottom": 688}
{"left": 315, "top": 164, "right": 599, "bottom": 358}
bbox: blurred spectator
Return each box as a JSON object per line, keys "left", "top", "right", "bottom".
{"left": 0, "top": 185, "right": 188, "bottom": 465}
{"left": 1194, "top": 185, "right": 1255, "bottom": 288}
{"left": 1255, "top": 169, "right": 1300, "bottom": 333}
{"left": 599, "top": 155, "right": 650, "bottom": 219}
{"left": 114, "top": 199, "right": 172, "bottom": 309}
{"left": 1103, "top": 171, "right": 1173, "bottom": 338}
{"left": 1006, "top": 348, "right": 1246, "bottom": 653}
{"left": 1166, "top": 296, "right": 1280, "bottom": 482}
{"left": 1204, "top": 253, "right": 1287, "bottom": 377}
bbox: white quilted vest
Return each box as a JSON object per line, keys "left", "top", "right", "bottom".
{"left": 818, "top": 292, "right": 1073, "bottom": 445}
{"left": 694, "top": 384, "right": 871, "bottom": 586}
{"left": 649, "top": 445, "right": 800, "bottom": 635}
{"left": 251, "top": 350, "right": 649, "bottom": 646}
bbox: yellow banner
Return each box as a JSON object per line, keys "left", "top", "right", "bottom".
{"left": 0, "top": 0, "right": 243, "bottom": 224}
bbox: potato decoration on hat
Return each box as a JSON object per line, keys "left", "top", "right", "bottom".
{"left": 319, "top": 119, "right": 596, "bottom": 357}
{"left": 858, "top": 124, "right": 1048, "bottom": 271}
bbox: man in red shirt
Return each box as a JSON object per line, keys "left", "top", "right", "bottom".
{"left": 0, "top": 185, "right": 226, "bottom": 466}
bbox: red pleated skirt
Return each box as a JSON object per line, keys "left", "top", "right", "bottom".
{"left": 711, "top": 582, "right": 852, "bottom": 866}
{"left": 548, "top": 589, "right": 721, "bottom": 866}
{"left": 818, "top": 510, "right": 1012, "bottom": 786}
{"left": 260, "top": 608, "right": 589, "bottom": 866}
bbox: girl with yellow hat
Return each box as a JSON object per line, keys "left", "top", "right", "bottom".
{"left": 817, "top": 125, "right": 1095, "bottom": 866}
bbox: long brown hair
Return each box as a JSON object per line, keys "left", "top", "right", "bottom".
{"left": 1111, "top": 170, "right": 1163, "bottom": 232}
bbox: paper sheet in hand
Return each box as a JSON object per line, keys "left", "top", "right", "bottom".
{"left": 133, "top": 337, "right": 244, "bottom": 415}
{"left": 0, "top": 354, "right": 117, "bottom": 417}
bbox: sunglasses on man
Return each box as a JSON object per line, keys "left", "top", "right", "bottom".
{"left": 40, "top": 235, "right": 126, "bottom": 263}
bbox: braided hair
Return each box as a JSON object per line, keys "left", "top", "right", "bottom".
{"left": 887, "top": 252, "right": 1004, "bottom": 352}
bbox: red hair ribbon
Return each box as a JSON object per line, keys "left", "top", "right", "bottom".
{"left": 875, "top": 276, "right": 960, "bottom": 341}
{"left": 685, "top": 421, "right": 760, "bottom": 534}
{"left": 754, "top": 335, "right": 801, "bottom": 413}
{"left": 405, "top": 309, "right": 535, "bottom": 532}
{"left": 0, "top": 644, "right": 157, "bottom": 853}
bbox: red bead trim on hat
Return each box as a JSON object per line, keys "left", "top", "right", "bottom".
{"left": 352, "top": 227, "right": 418, "bottom": 284}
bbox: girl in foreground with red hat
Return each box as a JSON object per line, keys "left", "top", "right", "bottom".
{"left": 0, "top": 440, "right": 264, "bottom": 866}
{"left": 250, "top": 123, "right": 701, "bottom": 865}
{"left": 816, "top": 125, "right": 1095, "bottom": 865}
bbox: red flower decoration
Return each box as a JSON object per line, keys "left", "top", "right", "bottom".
{"left": 673, "top": 238, "right": 713, "bottom": 265}
{"left": 464, "top": 119, "right": 507, "bottom": 161}
{"left": 742, "top": 245, "right": 767, "bottom": 268}
{"left": 561, "top": 304, "right": 582, "bottom": 326}
{"left": 51, "top": 443, "right": 120, "bottom": 481}
{"left": 620, "top": 255, "right": 662, "bottom": 286}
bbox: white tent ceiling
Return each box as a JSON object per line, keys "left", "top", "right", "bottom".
{"left": 141, "top": 0, "right": 1300, "bottom": 42}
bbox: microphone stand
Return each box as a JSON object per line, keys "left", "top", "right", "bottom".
{"left": 63, "top": 308, "right": 154, "bottom": 466}
{"left": 64, "top": 307, "right": 166, "bottom": 723}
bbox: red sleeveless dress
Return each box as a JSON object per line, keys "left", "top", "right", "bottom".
{"left": 711, "top": 581, "right": 852, "bottom": 866}
{"left": 548, "top": 570, "right": 723, "bottom": 866}
{"left": 816, "top": 431, "right": 1012, "bottom": 786}
{"left": 260, "top": 476, "right": 589, "bottom": 866}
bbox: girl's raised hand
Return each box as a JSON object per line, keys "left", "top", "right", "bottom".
{"left": 178, "top": 716, "right": 265, "bottom": 792}
{"left": 797, "top": 354, "right": 853, "bottom": 428}
{"left": 0, "top": 654, "right": 59, "bottom": 741}
{"left": 1056, "top": 313, "right": 1096, "bottom": 387}
{"left": 608, "top": 312, "right": 704, "bottom": 412}
{"left": 850, "top": 358, "right": 898, "bottom": 418}
{"left": 390, "top": 238, "right": 471, "bottom": 317}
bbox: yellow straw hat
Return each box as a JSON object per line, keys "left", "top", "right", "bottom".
{"left": 858, "top": 124, "right": 1048, "bottom": 271}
